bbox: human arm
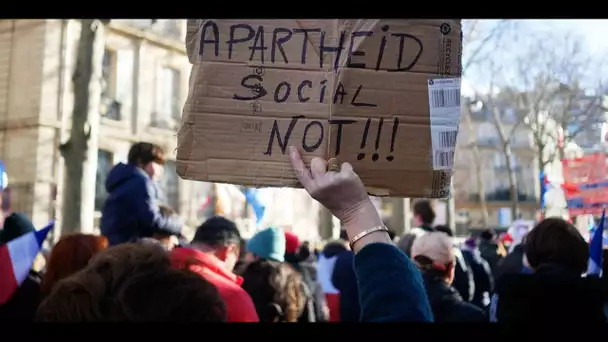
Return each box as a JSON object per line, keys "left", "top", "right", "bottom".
{"left": 288, "top": 147, "right": 433, "bottom": 322}
{"left": 135, "top": 178, "right": 182, "bottom": 237}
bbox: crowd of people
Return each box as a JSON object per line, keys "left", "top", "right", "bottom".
{"left": 0, "top": 141, "right": 607, "bottom": 322}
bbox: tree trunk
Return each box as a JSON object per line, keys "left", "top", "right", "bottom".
{"left": 318, "top": 206, "right": 334, "bottom": 240}
{"left": 464, "top": 110, "right": 490, "bottom": 227}
{"left": 60, "top": 20, "right": 104, "bottom": 235}
{"left": 504, "top": 144, "right": 520, "bottom": 221}
{"left": 390, "top": 197, "right": 405, "bottom": 236}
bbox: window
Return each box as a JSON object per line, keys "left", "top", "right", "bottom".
{"left": 102, "top": 49, "right": 116, "bottom": 98}
{"left": 493, "top": 154, "right": 518, "bottom": 169}
{"left": 95, "top": 150, "right": 114, "bottom": 211}
{"left": 159, "top": 160, "right": 180, "bottom": 212}
{"left": 101, "top": 49, "right": 121, "bottom": 120}
{"left": 154, "top": 67, "right": 181, "bottom": 127}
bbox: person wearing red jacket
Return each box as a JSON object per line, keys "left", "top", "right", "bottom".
{"left": 169, "top": 216, "right": 259, "bottom": 322}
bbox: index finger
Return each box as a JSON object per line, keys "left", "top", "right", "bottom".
{"left": 288, "top": 146, "right": 314, "bottom": 190}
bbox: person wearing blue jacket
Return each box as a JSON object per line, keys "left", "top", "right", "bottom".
{"left": 288, "top": 147, "right": 433, "bottom": 322}
{"left": 100, "top": 142, "right": 182, "bottom": 246}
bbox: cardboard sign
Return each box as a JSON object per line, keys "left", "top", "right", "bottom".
{"left": 177, "top": 19, "right": 463, "bottom": 198}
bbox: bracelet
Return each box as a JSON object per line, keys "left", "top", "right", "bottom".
{"left": 348, "top": 225, "right": 390, "bottom": 250}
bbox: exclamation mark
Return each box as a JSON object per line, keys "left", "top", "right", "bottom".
{"left": 357, "top": 118, "right": 372, "bottom": 160}
{"left": 386, "top": 118, "right": 399, "bottom": 162}
{"left": 372, "top": 118, "right": 384, "bottom": 162}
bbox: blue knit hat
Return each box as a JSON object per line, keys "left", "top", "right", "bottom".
{"left": 247, "top": 227, "right": 285, "bottom": 262}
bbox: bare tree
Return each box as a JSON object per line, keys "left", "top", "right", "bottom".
{"left": 457, "top": 20, "right": 519, "bottom": 227}
{"left": 502, "top": 32, "right": 606, "bottom": 194}
{"left": 485, "top": 92, "right": 525, "bottom": 221}
{"left": 59, "top": 20, "right": 108, "bottom": 234}
{"left": 461, "top": 102, "right": 491, "bottom": 227}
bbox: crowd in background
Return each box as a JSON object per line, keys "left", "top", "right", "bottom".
{"left": 0, "top": 142, "right": 607, "bottom": 322}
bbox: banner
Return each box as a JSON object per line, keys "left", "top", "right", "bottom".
{"left": 562, "top": 153, "right": 608, "bottom": 216}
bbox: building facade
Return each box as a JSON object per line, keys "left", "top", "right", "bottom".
{"left": 0, "top": 19, "right": 213, "bottom": 236}
{"left": 453, "top": 97, "right": 559, "bottom": 229}
{"left": 0, "top": 19, "right": 323, "bottom": 241}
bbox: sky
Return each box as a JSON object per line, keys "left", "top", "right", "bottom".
{"left": 462, "top": 19, "right": 608, "bottom": 96}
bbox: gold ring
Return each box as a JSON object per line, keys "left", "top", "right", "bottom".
{"left": 327, "top": 158, "right": 341, "bottom": 172}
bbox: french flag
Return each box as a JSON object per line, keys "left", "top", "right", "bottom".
{"left": 587, "top": 209, "right": 605, "bottom": 276}
{"left": 0, "top": 221, "right": 53, "bottom": 305}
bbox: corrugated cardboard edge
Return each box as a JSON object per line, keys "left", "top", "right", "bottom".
{"left": 421, "top": 21, "right": 462, "bottom": 200}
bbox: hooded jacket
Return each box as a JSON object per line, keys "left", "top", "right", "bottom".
{"left": 169, "top": 247, "right": 259, "bottom": 322}
{"left": 100, "top": 163, "right": 181, "bottom": 246}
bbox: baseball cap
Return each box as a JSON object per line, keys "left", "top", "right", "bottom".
{"left": 411, "top": 232, "right": 454, "bottom": 270}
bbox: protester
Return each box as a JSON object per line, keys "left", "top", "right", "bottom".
{"left": 398, "top": 200, "right": 436, "bottom": 257}
{"left": 233, "top": 237, "right": 249, "bottom": 274}
{"left": 478, "top": 229, "right": 502, "bottom": 278}
{"left": 494, "top": 242, "right": 526, "bottom": 281}
{"left": 288, "top": 146, "right": 433, "bottom": 322}
{"left": 316, "top": 240, "right": 348, "bottom": 322}
{"left": 410, "top": 232, "right": 487, "bottom": 322}
{"left": 40, "top": 234, "right": 108, "bottom": 298}
{"left": 169, "top": 216, "right": 259, "bottom": 322}
{"left": 153, "top": 205, "right": 181, "bottom": 250}
{"left": 243, "top": 226, "right": 286, "bottom": 263}
{"left": 492, "top": 218, "right": 605, "bottom": 322}
{"left": 240, "top": 258, "right": 307, "bottom": 322}
{"left": 460, "top": 237, "right": 494, "bottom": 308}
{"left": 36, "top": 242, "right": 226, "bottom": 322}
{"left": 435, "top": 225, "right": 474, "bottom": 302}
{"left": 100, "top": 142, "right": 182, "bottom": 246}
{"left": 602, "top": 249, "right": 608, "bottom": 319}
{"left": 331, "top": 250, "right": 360, "bottom": 321}
{"left": 284, "top": 231, "right": 328, "bottom": 322}
{"left": 0, "top": 213, "right": 44, "bottom": 321}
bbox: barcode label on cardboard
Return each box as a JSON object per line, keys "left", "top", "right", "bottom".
{"left": 428, "top": 78, "right": 461, "bottom": 170}
{"left": 434, "top": 150, "right": 454, "bottom": 168}
{"left": 433, "top": 131, "right": 457, "bottom": 148}
{"left": 430, "top": 89, "right": 461, "bottom": 108}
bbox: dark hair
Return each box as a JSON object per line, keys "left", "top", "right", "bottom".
{"left": 339, "top": 229, "right": 348, "bottom": 241}
{"left": 240, "top": 260, "right": 306, "bottom": 322}
{"left": 36, "top": 243, "right": 226, "bottom": 322}
{"left": 127, "top": 142, "right": 166, "bottom": 167}
{"left": 192, "top": 216, "right": 241, "bottom": 248}
{"left": 523, "top": 218, "right": 589, "bottom": 275}
{"left": 413, "top": 200, "right": 435, "bottom": 225}
{"left": 480, "top": 229, "right": 495, "bottom": 241}
{"left": 435, "top": 225, "right": 453, "bottom": 237}
{"left": 413, "top": 255, "right": 453, "bottom": 279}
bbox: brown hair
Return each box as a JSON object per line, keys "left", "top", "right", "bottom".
{"left": 524, "top": 218, "right": 589, "bottom": 275}
{"left": 127, "top": 142, "right": 166, "bottom": 167}
{"left": 413, "top": 200, "right": 436, "bottom": 225}
{"left": 36, "top": 243, "right": 226, "bottom": 322}
{"left": 40, "top": 234, "right": 108, "bottom": 297}
{"left": 240, "top": 260, "right": 306, "bottom": 322}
